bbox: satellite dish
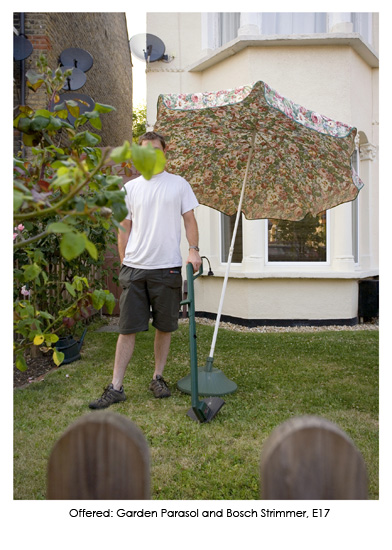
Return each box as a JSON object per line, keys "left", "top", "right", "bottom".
{"left": 58, "top": 92, "right": 95, "bottom": 124}
{"left": 13, "top": 34, "right": 33, "bottom": 61}
{"left": 130, "top": 33, "right": 170, "bottom": 62}
{"left": 60, "top": 48, "right": 93, "bottom": 72}
{"left": 60, "top": 66, "right": 87, "bottom": 91}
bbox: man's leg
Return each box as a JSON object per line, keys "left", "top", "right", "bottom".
{"left": 153, "top": 329, "right": 171, "bottom": 378}
{"left": 149, "top": 329, "right": 172, "bottom": 398}
{"left": 112, "top": 333, "right": 136, "bottom": 390}
{"left": 88, "top": 332, "right": 135, "bottom": 409}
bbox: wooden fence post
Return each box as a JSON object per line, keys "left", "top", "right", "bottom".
{"left": 47, "top": 411, "right": 150, "bottom": 500}
{"left": 260, "top": 416, "right": 368, "bottom": 500}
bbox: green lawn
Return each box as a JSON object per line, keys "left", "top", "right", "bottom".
{"left": 13, "top": 320, "right": 379, "bottom": 500}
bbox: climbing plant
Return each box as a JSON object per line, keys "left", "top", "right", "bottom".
{"left": 13, "top": 55, "right": 165, "bottom": 370}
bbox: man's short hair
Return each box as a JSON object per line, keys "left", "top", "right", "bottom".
{"left": 138, "top": 131, "right": 166, "bottom": 150}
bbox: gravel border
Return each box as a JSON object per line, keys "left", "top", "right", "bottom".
{"left": 102, "top": 315, "right": 378, "bottom": 334}
{"left": 179, "top": 317, "right": 379, "bottom": 333}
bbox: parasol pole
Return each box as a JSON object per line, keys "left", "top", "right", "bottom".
{"left": 206, "top": 130, "right": 257, "bottom": 368}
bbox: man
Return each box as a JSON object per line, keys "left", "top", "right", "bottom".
{"left": 89, "top": 131, "right": 201, "bottom": 409}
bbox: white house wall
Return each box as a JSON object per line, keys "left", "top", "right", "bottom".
{"left": 146, "top": 12, "right": 379, "bottom": 324}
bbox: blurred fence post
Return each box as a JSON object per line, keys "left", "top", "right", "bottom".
{"left": 47, "top": 411, "right": 150, "bottom": 500}
{"left": 260, "top": 415, "right": 368, "bottom": 500}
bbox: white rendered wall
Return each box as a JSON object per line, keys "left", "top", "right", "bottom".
{"left": 147, "top": 12, "right": 378, "bottom": 322}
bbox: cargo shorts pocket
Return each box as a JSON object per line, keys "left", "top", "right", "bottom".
{"left": 163, "top": 268, "right": 182, "bottom": 289}
{"left": 118, "top": 265, "right": 133, "bottom": 289}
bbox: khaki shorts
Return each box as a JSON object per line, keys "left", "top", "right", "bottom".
{"left": 118, "top": 266, "right": 183, "bottom": 334}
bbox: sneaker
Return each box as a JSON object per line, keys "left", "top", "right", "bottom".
{"left": 149, "top": 375, "right": 171, "bottom": 398}
{"left": 89, "top": 384, "right": 126, "bottom": 409}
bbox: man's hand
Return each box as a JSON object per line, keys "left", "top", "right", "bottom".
{"left": 187, "top": 248, "right": 202, "bottom": 273}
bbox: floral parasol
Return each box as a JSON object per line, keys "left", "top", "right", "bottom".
{"left": 154, "top": 80, "right": 363, "bottom": 221}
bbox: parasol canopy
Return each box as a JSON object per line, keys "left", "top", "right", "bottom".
{"left": 154, "top": 80, "right": 364, "bottom": 395}
{"left": 155, "top": 80, "right": 363, "bottom": 222}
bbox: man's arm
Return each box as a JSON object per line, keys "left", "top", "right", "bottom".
{"left": 117, "top": 218, "right": 132, "bottom": 264}
{"left": 182, "top": 210, "right": 202, "bottom": 273}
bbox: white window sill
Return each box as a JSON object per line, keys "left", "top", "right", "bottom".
{"left": 187, "top": 33, "right": 379, "bottom": 72}
{"left": 205, "top": 267, "right": 379, "bottom": 280}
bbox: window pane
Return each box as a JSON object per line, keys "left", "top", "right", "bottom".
{"left": 218, "top": 13, "right": 241, "bottom": 46}
{"left": 262, "top": 12, "right": 327, "bottom": 34}
{"left": 351, "top": 13, "right": 372, "bottom": 44}
{"left": 268, "top": 213, "right": 327, "bottom": 262}
{"left": 221, "top": 213, "right": 243, "bottom": 263}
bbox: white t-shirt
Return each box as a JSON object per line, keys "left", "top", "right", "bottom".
{"left": 122, "top": 171, "right": 199, "bottom": 269}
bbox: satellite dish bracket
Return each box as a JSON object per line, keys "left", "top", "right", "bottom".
{"left": 130, "top": 33, "right": 173, "bottom": 64}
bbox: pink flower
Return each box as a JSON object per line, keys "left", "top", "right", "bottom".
{"left": 17, "top": 224, "right": 25, "bottom": 231}
{"left": 13, "top": 233, "right": 18, "bottom": 240}
{"left": 21, "top": 285, "right": 30, "bottom": 297}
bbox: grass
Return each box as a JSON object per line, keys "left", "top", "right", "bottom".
{"left": 13, "top": 319, "right": 379, "bottom": 500}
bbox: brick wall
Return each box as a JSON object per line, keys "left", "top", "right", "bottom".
{"left": 14, "top": 12, "right": 133, "bottom": 148}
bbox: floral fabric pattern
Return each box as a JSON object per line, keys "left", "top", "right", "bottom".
{"left": 154, "top": 80, "right": 363, "bottom": 221}
{"left": 264, "top": 83, "right": 353, "bottom": 138}
{"left": 162, "top": 84, "right": 253, "bottom": 110}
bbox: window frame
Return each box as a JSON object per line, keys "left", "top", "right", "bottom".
{"left": 219, "top": 211, "right": 244, "bottom": 265}
{"left": 265, "top": 210, "right": 331, "bottom": 266}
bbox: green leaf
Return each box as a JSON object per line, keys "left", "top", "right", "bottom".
{"left": 45, "top": 333, "right": 59, "bottom": 345}
{"left": 53, "top": 101, "right": 66, "bottom": 111}
{"left": 22, "top": 133, "right": 38, "bottom": 147}
{"left": 73, "top": 276, "right": 89, "bottom": 291}
{"left": 25, "top": 69, "right": 44, "bottom": 84}
{"left": 23, "top": 263, "right": 42, "bottom": 282}
{"left": 89, "top": 117, "right": 102, "bottom": 130}
{"left": 60, "top": 232, "right": 86, "bottom": 261}
{"left": 47, "top": 222, "right": 73, "bottom": 233}
{"left": 106, "top": 175, "right": 123, "bottom": 188}
{"left": 65, "top": 282, "right": 76, "bottom": 297}
{"left": 153, "top": 149, "right": 167, "bottom": 175}
{"left": 33, "top": 249, "right": 45, "bottom": 263}
{"left": 131, "top": 143, "right": 166, "bottom": 180}
{"left": 110, "top": 141, "right": 132, "bottom": 163}
{"left": 17, "top": 117, "right": 32, "bottom": 133}
{"left": 92, "top": 289, "right": 106, "bottom": 310}
{"left": 30, "top": 116, "right": 50, "bottom": 131}
{"left": 104, "top": 292, "right": 116, "bottom": 314}
{"left": 37, "top": 311, "right": 54, "bottom": 320}
{"left": 13, "top": 158, "right": 27, "bottom": 170}
{"left": 53, "top": 349, "right": 64, "bottom": 366}
{"left": 47, "top": 116, "right": 63, "bottom": 131}
{"left": 111, "top": 201, "right": 128, "bottom": 222}
{"left": 73, "top": 131, "right": 101, "bottom": 147}
{"left": 15, "top": 354, "right": 28, "bottom": 372}
{"left": 104, "top": 190, "right": 127, "bottom": 202}
{"left": 131, "top": 143, "right": 155, "bottom": 179}
{"left": 18, "top": 105, "right": 34, "bottom": 116}
{"left": 14, "top": 190, "right": 25, "bottom": 211}
{"left": 35, "top": 109, "right": 52, "bottom": 118}
{"left": 94, "top": 103, "right": 116, "bottom": 113}
{"left": 46, "top": 144, "right": 65, "bottom": 154}
{"left": 65, "top": 100, "right": 80, "bottom": 119}
{"left": 27, "top": 79, "right": 44, "bottom": 92}
{"left": 84, "top": 110, "right": 100, "bottom": 120}
{"left": 83, "top": 235, "right": 98, "bottom": 260}
{"left": 51, "top": 172, "right": 73, "bottom": 189}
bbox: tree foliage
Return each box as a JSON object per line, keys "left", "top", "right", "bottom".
{"left": 13, "top": 55, "right": 165, "bottom": 370}
{"left": 132, "top": 102, "right": 147, "bottom": 144}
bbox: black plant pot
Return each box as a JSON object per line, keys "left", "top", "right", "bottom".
{"left": 55, "top": 328, "right": 87, "bottom": 365}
